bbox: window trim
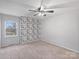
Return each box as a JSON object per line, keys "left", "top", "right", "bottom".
{"left": 4, "top": 20, "right": 18, "bottom": 37}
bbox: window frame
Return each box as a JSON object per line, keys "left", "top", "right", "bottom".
{"left": 4, "top": 20, "right": 18, "bottom": 37}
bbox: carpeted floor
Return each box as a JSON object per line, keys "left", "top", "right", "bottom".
{"left": 0, "top": 40, "right": 79, "bottom": 59}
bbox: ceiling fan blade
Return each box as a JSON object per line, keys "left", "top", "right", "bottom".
{"left": 33, "top": 13, "right": 46, "bottom": 16}
{"left": 48, "top": 0, "right": 79, "bottom": 9}
{"left": 33, "top": 13, "right": 39, "bottom": 16}
{"left": 45, "top": 10, "right": 54, "bottom": 13}
{"left": 28, "top": 10, "right": 37, "bottom": 12}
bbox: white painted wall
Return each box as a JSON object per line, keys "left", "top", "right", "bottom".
{"left": 41, "top": 8, "right": 79, "bottom": 53}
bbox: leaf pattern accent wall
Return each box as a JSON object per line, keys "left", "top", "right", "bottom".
{"left": 19, "top": 16, "right": 41, "bottom": 44}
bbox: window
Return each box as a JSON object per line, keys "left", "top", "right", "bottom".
{"left": 5, "top": 20, "right": 17, "bottom": 37}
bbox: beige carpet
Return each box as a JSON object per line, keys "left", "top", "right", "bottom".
{"left": 0, "top": 40, "right": 79, "bottom": 59}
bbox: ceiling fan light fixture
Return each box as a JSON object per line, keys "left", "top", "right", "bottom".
{"left": 38, "top": 13, "right": 46, "bottom": 16}
{"left": 38, "top": 13, "right": 42, "bottom": 16}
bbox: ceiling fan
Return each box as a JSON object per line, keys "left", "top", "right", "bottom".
{"left": 28, "top": 0, "right": 78, "bottom": 16}
{"left": 28, "top": 0, "right": 54, "bottom": 16}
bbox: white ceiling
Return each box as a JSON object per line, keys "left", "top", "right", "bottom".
{"left": 0, "top": 0, "right": 79, "bottom": 16}
{"left": 2, "top": 0, "right": 79, "bottom": 8}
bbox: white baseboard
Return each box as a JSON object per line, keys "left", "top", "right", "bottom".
{"left": 41, "top": 39, "right": 79, "bottom": 54}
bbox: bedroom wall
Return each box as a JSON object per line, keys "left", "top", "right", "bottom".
{"left": 1, "top": 14, "right": 20, "bottom": 47}
{"left": 0, "top": 13, "right": 41, "bottom": 47}
{"left": 41, "top": 8, "right": 79, "bottom": 53}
